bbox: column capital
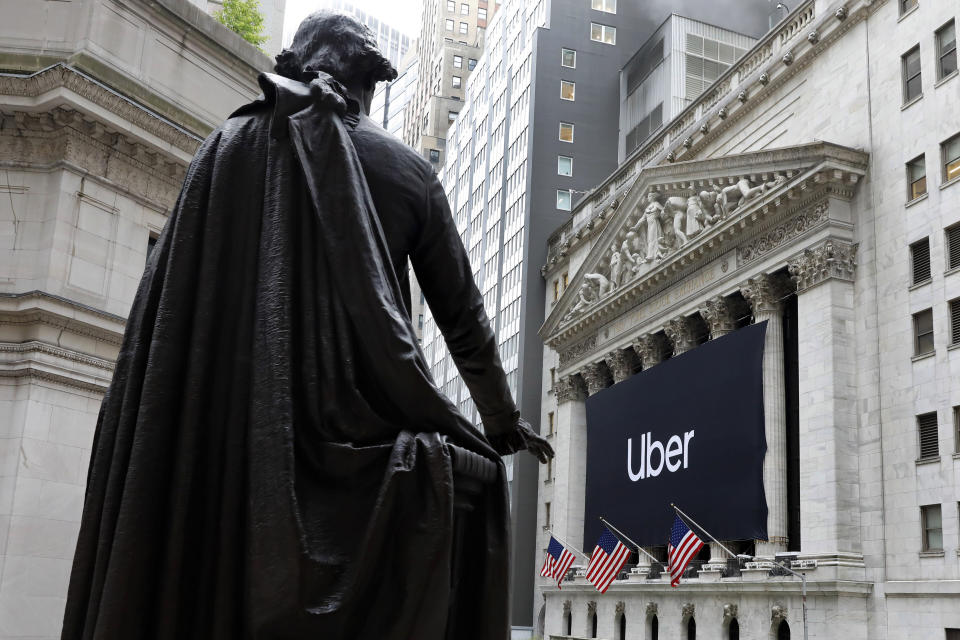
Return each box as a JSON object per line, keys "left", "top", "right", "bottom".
{"left": 741, "top": 272, "right": 793, "bottom": 316}
{"left": 615, "top": 601, "right": 626, "bottom": 617}
{"left": 581, "top": 361, "right": 613, "bottom": 396}
{"left": 664, "top": 316, "right": 698, "bottom": 355}
{"left": 604, "top": 348, "right": 638, "bottom": 383}
{"left": 699, "top": 296, "right": 736, "bottom": 338}
{"left": 682, "top": 602, "right": 695, "bottom": 619}
{"left": 554, "top": 374, "right": 587, "bottom": 403}
{"left": 788, "top": 239, "right": 858, "bottom": 293}
{"left": 631, "top": 333, "right": 667, "bottom": 369}
{"left": 645, "top": 602, "right": 658, "bottom": 617}
{"left": 587, "top": 601, "right": 597, "bottom": 615}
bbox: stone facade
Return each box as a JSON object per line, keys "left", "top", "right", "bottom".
{"left": 537, "top": 0, "right": 960, "bottom": 638}
{"left": 0, "top": 2, "right": 269, "bottom": 637}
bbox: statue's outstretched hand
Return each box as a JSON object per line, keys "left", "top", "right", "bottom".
{"left": 487, "top": 416, "right": 555, "bottom": 463}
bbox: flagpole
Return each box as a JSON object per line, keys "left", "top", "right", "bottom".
{"left": 546, "top": 530, "right": 588, "bottom": 562}
{"left": 670, "top": 504, "right": 809, "bottom": 640}
{"left": 599, "top": 516, "right": 660, "bottom": 563}
{"left": 669, "top": 503, "right": 739, "bottom": 559}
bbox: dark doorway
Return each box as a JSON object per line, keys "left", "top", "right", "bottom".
{"left": 618, "top": 613, "right": 626, "bottom": 640}
{"left": 651, "top": 614, "right": 659, "bottom": 640}
{"left": 590, "top": 610, "right": 597, "bottom": 638}
{"left": 687, "top": 617, "right": 696, "bottom": 639}
{"left": 729, "top": 618, "right": 739, "bottom": 640}
{"left": 564, "top": 611, "right": 571, "bottom": 636}
{"left": 777, "top": 620, "right": 791, "bottom": 640}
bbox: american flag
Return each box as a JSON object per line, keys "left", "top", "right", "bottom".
{"left": 585, "top": 527, "right": 631, "bottom": 593}
{"left": 540, "top": 536, "right": 576, "bottom": 588}
{"left": 668, "top": 514, "right": 704, "bottom": 587}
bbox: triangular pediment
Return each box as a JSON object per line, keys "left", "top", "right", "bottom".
{"left": 541, "top": 142, "right": 868, "bottom": 348}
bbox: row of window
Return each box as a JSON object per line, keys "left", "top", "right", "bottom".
{"left": 911, "top": 299, "right": 960, "bottom": 355}
{"left": 920, "top": 502, "right": 959, "bottom": 553}
{"left": 557, "top": 609, "right": 788, "bottom": 640}
{"left": 916, "top": 406, "right": 960, "bottom": 461}
{"left": 444, "top": 19, "right": 470, "bottom": 35}
{"left": 900, "top": 18, "right": 956, "bottom": 105}
{"left": 905, "top": 132, "right": 960, "bottom": 201}
{"left": 451, "top": 55, "right": 478, "bottom": 70}
{"left": 444, "top": 0, "right": 487, "bottom": 20}
{"left": 909, "top": 224, "right": 960, "bottom": 285}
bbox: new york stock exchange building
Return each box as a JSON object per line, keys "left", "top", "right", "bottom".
{"left": 536, "top": 0, "right": 959, "bottom": 638}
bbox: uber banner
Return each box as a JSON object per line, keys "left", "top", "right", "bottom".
{"left": 584, "top": 321, "right": 768, "bottom": 547}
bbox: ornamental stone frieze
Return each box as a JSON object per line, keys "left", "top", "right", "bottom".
{"left": 699, "top": 296, "right": 736, "bottom": 338}
{"left": 581, "top": 361, "right": 613, "bottom": 396}
{"left": 554, "top": 375, "right": 587, "bottom": 403}
{"left": 788, "top": 239, "right": 858, "bottom": 292}
{"left": 664, "top": 316, "right": 698, "bottom": 355}
{"left": 604, "top": 348, "right": 638, "bottom": 383}
{"left": 558, "top": 334, "right": 597, "bottom": 369}
{"left": 541, "top": 143, "right": 867, "bottom": 352}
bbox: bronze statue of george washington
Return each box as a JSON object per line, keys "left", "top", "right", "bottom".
{"left": 61, "top": 11, "right": 552, "bottom": 640}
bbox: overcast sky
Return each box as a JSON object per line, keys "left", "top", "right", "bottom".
{"left": 282, "top": 0, "right": 422, "bottom": 45}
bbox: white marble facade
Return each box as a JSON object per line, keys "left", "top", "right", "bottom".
{"left": 538, "top": 0, "right": 960, "bottom": 638}
{"left": 0, "top": 1, "right": 269, "bottom": 637}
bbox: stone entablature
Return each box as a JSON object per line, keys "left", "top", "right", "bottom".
{"left": 541, "top": 142, "right": 868, "bottom": 369}
{"left": 542, "top": 0, "right": 884, "bottom": 278}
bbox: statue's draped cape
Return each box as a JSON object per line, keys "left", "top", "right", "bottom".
{"left": 61, "top": 73, "right": 510, "bottom": 640}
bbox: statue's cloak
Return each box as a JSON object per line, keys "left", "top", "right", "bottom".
{"left": 62, "top": 74, "right": 510, "bottom": 640}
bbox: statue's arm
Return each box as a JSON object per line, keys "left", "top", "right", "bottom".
{"left": 411, "top": 173, "right": 553, "bottom": 462}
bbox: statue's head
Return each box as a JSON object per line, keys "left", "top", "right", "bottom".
{"left": 646, "top": 191, "right": 660, "bottom": 203}
{"left": 275, "top": 11, "right": 398, "bottom": 91}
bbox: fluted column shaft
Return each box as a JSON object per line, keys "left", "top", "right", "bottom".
{"left": 742, "top": 274, "right": 791, "bottom": 556}
{"left": 553, "top": 375, "right": 588, "bottom": 550}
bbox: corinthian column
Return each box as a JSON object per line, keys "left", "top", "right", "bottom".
{"left": 741, "top": 273, "right": 793, "bottom": 556}
{"left": 631, "top": 333, "right": 667, "bottom": 370}
{"left": 581, "top": 361, "right": 613, "bottom": 396}
{"left": 664, "top": 316, "right": 698, "bottom": 355}
{"left": 553, "top": 374, "right": 588, "bottom": 549}
{"left": 604, "top": 348, "right": 638, "bottom": 384}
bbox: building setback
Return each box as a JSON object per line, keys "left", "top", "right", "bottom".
{"left": 420, "top": 0, "right": 773, "bottom": 631}
{"left": 539, "top": 0, "right": 960, "bottom": 638}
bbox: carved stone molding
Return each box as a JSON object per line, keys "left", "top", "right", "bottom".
{"left": 788, "top": 239, "right": 858, "bottom": 293}
{"left": 554, "top": 375, "right": 587, "bottom": 403}
{"left": 699, "top": 296, "right": 736, "bottom": 338}
{"left": 604, "top": 348, "right": 637, "bottom": 383}
{"left": 558, "top": 334, "right": 598, "bottom": 369}
{"left": 645, "top": 602, "right": 658, "bottom": 617}
{"left": 681, "top": 602, "right": 695, "bottom": 619}
{"left": 581, "top": 361, "right": 613, "bottom": 396}
{"left": 723, "top": 603, "right": 738, "bottom": 622}
{"left": 664, "top": 316, "right": 697, "bottom": 355}
{"left": 587, "top": 601, "right": 597, "bottom": 615}
{"left": 631, "top": 333, "right": 666, "bottom": 370}
{"left": 736, "top": 201, "right": 829, "bottom": 266}
{"left": 615, "top": 601, "right": 626, "bottom": 617}
{"left": 771, "top": 603, "right": 787, "bottom": 624}
{"left": 741, "top": 273, "right": 794, "bottom": 316}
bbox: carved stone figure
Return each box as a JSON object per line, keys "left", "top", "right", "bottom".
{"left": 720, "top": 177, "right": 766, "bottom": 215}
{"left": 61, "top": 11, "right": 552, "bottom": 640}
{"left": 698, "top": 188, "right": 723, "bottom": 224}
{"left": 608, "top": 249, "right": 623, "bottom": 288}
{"left": 641, "top": 191, "right": 664, "bottom": 261}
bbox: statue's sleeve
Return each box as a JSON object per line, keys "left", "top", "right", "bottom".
{"left": 410, "top": 170, "right": 521, "bottom": 444}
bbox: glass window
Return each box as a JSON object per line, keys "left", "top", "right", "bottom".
{"left": 557, "top": 189, "right": 572, "bottom": 210}
{"left": 429, "top": 148, "right": 440, "bottom": 163}
{"left": 448, "top": 110, "right": 459, "bottom": 122}
{"left": 942, "top": 132, "right": 960, "bottom": 182}
{"left": 452, "top": 75, "right": 462, "bottom": 88}
{"left": 947, "top": 223, "right": 960, "bottom": 271}
{"left": 459, "top": 21, "right": 468, "bottom": 34}
{"left": 557, "top": 155, "right": 573, "bottom": 176}
{"left": 563, "top": 272, "right": 569, "bottom": 288}
{"left": 954, "top": 405, "right": 960, "bottom": 453}
{"left": 907, "top": 155, "right": 926, "bottom": 200}
{"left": 478, "top": 7, "right": 487, "bottom": 20}
{"left": 562, "top": 48, "right": 577, "bottom": 68}
{"left": 447, "top": 0, "right": 455, "bottom": 10}
{"left": 921, "top": 504, "right": 942, "bottom": 551}
{"left": 453, "top": 55, "right": 463, "bottom": 68}
{"left": 937, "top": 20, "right": 957, "bottom": 79}
{"left": 544, "top": 502, "right": 551, "bottom": 528}
{"left": 561, "top": 80, "right": 575, "bottom": 100}
{"left": 590, "top": 22, "right": 616, "bottom": 45}
{"left": 553, "top": 279, "right": 559, "bottom": 301}
{"left": 591, "top": 0, "right": 617, "bottom": 13}
{"left": 910, "top": 238, "right": 931, "bottom": 284}
{"left": 900, "top": 0, "right": 917, "bottom": 13}
{"left": 460, "top": 3, "right": 469, "bottom": 15}
{"left": 951, "top": 297, "right": 960, "bottom": 346}
{"left": 559, "top": 121, "right": 574, "bottom": 142}
{"left": 468, "top": 58, "right": 477, "bottom": 70}
{"left": 902, "top": 45, "right": 922, "bottom": 102}
{"left": 914, "top": 308, "right": 934, "bottom": 355}
{"left": 917, "top": 412, "right": 939, "bottom": 459}
{"left": 445, "top": 18, "right": 454, "bottom": 30}
{"left": 548, "top": 410, "right": 555, "bottom": 435}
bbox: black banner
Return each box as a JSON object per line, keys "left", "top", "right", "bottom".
{"left": 584, "top": 321, "right": 768, "bottom": 547}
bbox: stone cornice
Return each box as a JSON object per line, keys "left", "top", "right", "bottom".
{"left": 0, "top": 341, "right": 114, "bottom": 393}
{"left": 543, "top": 0, "right": 885, "bottom": 277}
{"left": 0, "top": 290, "right": 126, "bottom": 346}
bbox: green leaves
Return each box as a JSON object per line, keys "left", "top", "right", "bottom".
{"left": 214, "top": 0, "right": 268, "bottom": 50}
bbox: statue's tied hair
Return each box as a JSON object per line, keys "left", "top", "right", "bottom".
{"left": 275, "top": 11, "right": 398, "bottom": 89}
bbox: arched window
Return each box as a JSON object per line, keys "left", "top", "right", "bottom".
{"left": 650, "top": 614, "right": 659, "bottom": 640}
{"left": 590, "top": 610, "right": 597, "bottom": 638}
{"left": 729, "top": 618, "right": 739, "bottom": 640}
{"left": 687, "top": 616, "right": 697, "bottom": 640}
{"left": 777, "top": 620, "right": 790, "bottom": 640}
{"left": 618, "top": 613, "right": 627, "bottom": 640}
{"left": 563, "top": 610, "right": 572, "bottom": 636}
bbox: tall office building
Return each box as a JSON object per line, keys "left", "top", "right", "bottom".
{"left": 419, "top": 0, "right": 773, "bottom": 633}
{"left": 188, "top": 0, "right": 288, "bottom": 55}
{"left": 286, "top": 0, "right": 413, "bottom": 68}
